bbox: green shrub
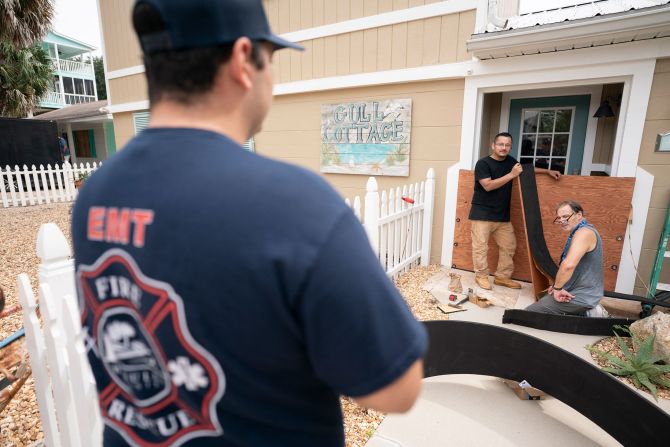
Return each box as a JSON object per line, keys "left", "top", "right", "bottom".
{"left": 587, "top": 326, "right": 670, "bottom": 401}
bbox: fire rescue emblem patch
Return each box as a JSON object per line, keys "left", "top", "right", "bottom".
{"left": 78, "top": 249, "right": 225, "bottom": 447}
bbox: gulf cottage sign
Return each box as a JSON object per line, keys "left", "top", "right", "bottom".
{"left": 320, "top": 99, "right": 412, "bottom": 176}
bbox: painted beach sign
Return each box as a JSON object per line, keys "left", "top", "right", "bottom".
{"left": 321, "top": 99, "right": 412, "bottom": 176}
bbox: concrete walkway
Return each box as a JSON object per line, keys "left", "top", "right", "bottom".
{"left": 366, "top": 269, "right": 669, "bottom": 447}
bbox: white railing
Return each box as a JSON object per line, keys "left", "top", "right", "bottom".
{"left": 17, "top": 223, "right": 103, "bottom": 447}
{"left": 65, "top": 93, "right": 96, "bottom": 105}
{"left": 1, "top": 162, "right": 99, "bottom": 208}
{"left": 42, "top": 90, "right": 64, "bottom": 105}
{"left": 53, "top": 59, "right": 94, "bottom": 77}
{"left": 346, "top": 168, "right": 435, "bottom": 277}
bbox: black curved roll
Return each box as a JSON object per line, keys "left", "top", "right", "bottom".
{"left": 519, "top": 164, "right": 558, "bottom": 278}
{"left": 502, "top": 309, "right": 635, "bottom": 336}
{"left": 423, "top": 320, "right": 670, "bottom": 445}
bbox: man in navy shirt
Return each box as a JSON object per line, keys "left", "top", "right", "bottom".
{"left": 71, "top": 1, "right": 427, "bottom": 446}
{"left": 469, "top": 132, "right": 560, "bottom": 291}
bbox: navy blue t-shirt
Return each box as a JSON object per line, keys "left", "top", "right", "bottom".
{"left": 72, "top": 128, "right": 427, "bottom": 446}
{"left": 469, "top": 155, "right": 518, "bottom": 222}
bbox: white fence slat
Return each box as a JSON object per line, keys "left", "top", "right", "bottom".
{"left": 15, "top": 165, "right": 27, "bottom": 206}
{"left": 39, "top": 165, "right": 51, "bottom": 204}
{"left": 364, "top": 177, "right": 379, "bottom": 255}
{"left": 47, "top": 164, "right": 58, "bottom": 202}
{"left": 17, "top": 274, "right": 63, "bottom": 447}
{"left": 23, "top": 165, "right": 35, "bottom": 205}
{"left": 353, "top": 196, "right": 362, "bottom": 221}
{"left": 8, "top": 165, "right": 18, "bottom": 206}
{"left": 420, "top": 168, "right": 436, "bottom": 266}
{"left": 55, "top": 164, "right": 66, "bottom": 202}
{"left": 39, "top": 283, "right": 83, "bottom": 447}
{"left": 0, "top": 167, "right": 8, "bottom": 207}
{"left": 379, "top": 190, "right": 388, "bottom": 268}
{"left": 62, "top": 295, "right": 103, "bottom": 446}
{"left": 31, "top": 164, "right": 43, "bottom": 205}
{"left": 63, "top": 162, "right": 74, "bottom": 201}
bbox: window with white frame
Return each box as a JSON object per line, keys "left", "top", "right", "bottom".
{"left": 519, "top": 107, "right": 574, "bottom": 174}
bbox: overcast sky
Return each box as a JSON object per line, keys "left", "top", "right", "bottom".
{"left": 52, "top": 0, "right": 102, "bottom": 54}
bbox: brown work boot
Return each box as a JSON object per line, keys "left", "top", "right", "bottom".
{"left": 475, "top": 275, "right": 492, "bottom": 290}
{"left": 494, "top": 276, "right": 521, "bottom": 289}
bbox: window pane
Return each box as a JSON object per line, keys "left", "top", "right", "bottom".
{"left": 63, "top": 77, "right": 74, "bottom": 94}
{"left": 520, "top": 157, "right": 534, "bottom": 166}
{"left": 84, "top": 79, "right": 94, "bottom": 96}
{"left": 535, "top": 157, "right": 549, "bottom": 169}
{"left": 555, "top": 109, "right": 572, "bottom": 132}
{"left": 523, "top": 110, "right": 539, "bottom": 133}
{"left": 537, "top": 134, "right": 552, "bottom": 157}
{"left": 539, "top": 111, "right": 555, "bottom": 133}
{"left": 551, "top": 158, "right": 566, "bottom": 174}
{"left": 521, "top": 135, "right": 536, "bottom": 156}
{"left": 553, "top": 134, "right": 569, "bottom": 156}
{"left": 74, "top": 78, "right": 84, "bottom": 95}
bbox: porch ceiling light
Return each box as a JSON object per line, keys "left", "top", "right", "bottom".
{"left": 593, "top": 101, "right": 615, "bottom": 118}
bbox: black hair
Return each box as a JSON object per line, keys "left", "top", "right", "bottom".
{"left": 556, "top": 200, "right": 584, "bottom": 215}
{"left": 494, "top": 132, "right": 513, "bottom": 143}
{"left": 133, "top": 3, "right": 266, "bottom": 105}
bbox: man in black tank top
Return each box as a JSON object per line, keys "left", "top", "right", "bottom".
{"left": 469, "top": 132, "right": 561, "bottom": 291}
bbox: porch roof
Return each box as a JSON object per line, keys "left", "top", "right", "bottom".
{"left": 467, "top": 1, "right": 670, "bottom": 60}
{"left": 34, "top": 100, "right": 109, "bottom": 122}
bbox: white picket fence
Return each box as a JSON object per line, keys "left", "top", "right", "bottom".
{"left": 1, "top": 162, "right": 99, "bottom": 208}
{"left": 346, "top": 168, "right": 435, "bottom": 278}
{"left": 17, "top": 223, "right": 102, "bottom": 447}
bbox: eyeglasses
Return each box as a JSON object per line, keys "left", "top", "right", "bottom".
{"left": 494, "top": 143, "right": 512, "bottom": 148}
{"left": 553, "top": 213, "right": 574, "bottom": 224}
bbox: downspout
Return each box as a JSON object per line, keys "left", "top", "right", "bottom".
{"left": 488, "top": 0, "right": 508, "bottom": 29}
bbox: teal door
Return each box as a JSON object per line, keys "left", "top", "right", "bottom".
{"left": 508, "top": 95, "right": 590, "bottom": 175}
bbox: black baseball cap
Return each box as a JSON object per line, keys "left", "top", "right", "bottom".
{"left": 133, "top": 0, "right": 304, "bottom": 54}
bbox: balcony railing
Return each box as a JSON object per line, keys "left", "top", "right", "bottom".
{"left": 51, "top": 59, "right": 94, "bottom": 77}
{"left": 40, "top": 91, "right": 97, "bottom": 107}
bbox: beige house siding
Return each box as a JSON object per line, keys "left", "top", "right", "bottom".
{"left": 263, "top": 0, "right": 444, "bottom": 34}
{"left": 109, "top": 75, "right": 148, "bottom": 105}
{"left": 256, "top": 79, "right": 464, "bottom": 263}
{"left": 111, "top": 112, "right": 138, "bottom": 149}
{"left": 634, "top": 57, "right": 670, "bottom": 297}
{"left": 99, "top": 0, "right": 141, "bottom": 73}
{"left": 274, "top": 10, "right": 475, "bottom": 83}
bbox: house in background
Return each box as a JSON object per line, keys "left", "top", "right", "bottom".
{"left": 38, "top": 31, "right": 99, "bottom": 111}
{"left": 32, "top": 31, "right": 115, "bottom": 164}
{"left": 97, "top": 0, "right": 670, "bottom": 297}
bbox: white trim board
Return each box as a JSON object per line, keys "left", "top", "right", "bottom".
{"left": 104, "top": 61, "right": 474, "bottom": 113}
{"left": 105, "top": 0, "right": 477, "bottom": 81}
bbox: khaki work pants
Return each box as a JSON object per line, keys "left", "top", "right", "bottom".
{"left": 470, "top": 220, "right": 516, "bottom": 279}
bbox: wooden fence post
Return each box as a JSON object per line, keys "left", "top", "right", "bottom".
{"left": 37, "top": 223, "right": 76, "bottom": 302}
{"left": 364, "top": 176, "right": 380, "bottom": 255}
{"left": 421, "top": 168, "right": 436, "bottom": 266}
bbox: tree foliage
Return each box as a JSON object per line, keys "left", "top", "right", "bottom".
{"left": 0, "top": 42, "right": 52, "bottom": 117}
{"left": 0, "top": 0, "right": 54, "bottom": 48}
{"left": 93, "top": 55, "right": 107, "bottom": 100}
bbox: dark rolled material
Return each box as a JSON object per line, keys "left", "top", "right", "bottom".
{"left": 423, "top": 320, "right": 670, "bottom": 445}
{"left": 502, "top": 309, "right": 635, "bottom": 336}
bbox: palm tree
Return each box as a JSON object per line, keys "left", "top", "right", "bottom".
{"left": 0, "top": 0, "right": 54, "bottom": 48}
{"left": 0, "top": 42, "right": 52, "bottom": 117}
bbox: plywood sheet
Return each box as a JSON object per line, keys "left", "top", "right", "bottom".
{"left": 451, "top": 170, "right": 634, "bottom": 291}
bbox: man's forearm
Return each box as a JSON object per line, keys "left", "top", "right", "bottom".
{"left": 482, "top": 173, "right": 514, "bottom": 191}
{"left": 554, "top": 265, "right": 575, "bottom": 289}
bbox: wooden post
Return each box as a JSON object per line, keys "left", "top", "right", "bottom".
{"left": 421, "top": 168, "right": 436, "bottom": 266}
{"left": 37, "top": 223, "right": 76, "bottom": 303}
{"left": 364, "top": 176, "right": 380, "bottom": 255}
